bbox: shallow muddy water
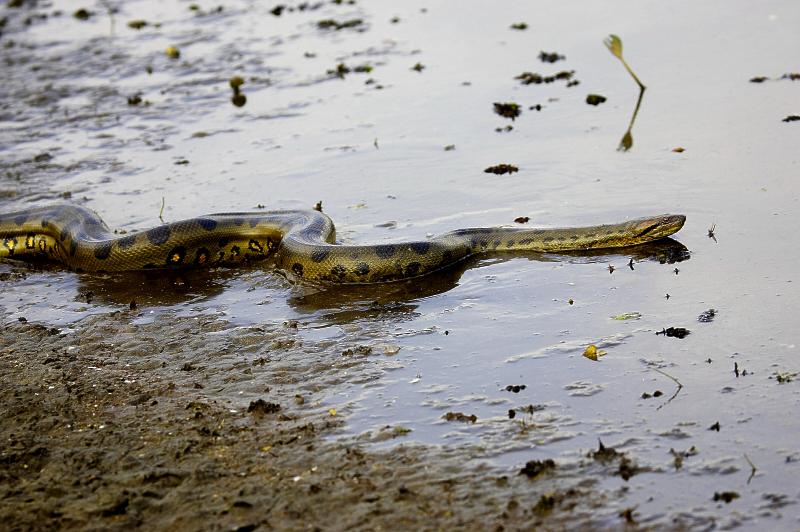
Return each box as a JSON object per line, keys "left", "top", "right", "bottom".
{"left": 1, "top": 0, "right": 799, "bottom": 528}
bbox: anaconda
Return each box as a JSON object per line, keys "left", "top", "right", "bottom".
{"left": 0, "top": 205, "right": 685, "bottom": 283}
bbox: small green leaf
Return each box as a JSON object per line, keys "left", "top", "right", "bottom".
{"left": 604, "top": 34, "right": 623, "bottom": 58}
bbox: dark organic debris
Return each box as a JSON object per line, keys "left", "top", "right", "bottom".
{"left": 493, "top": 102, "right": 521, "bottom": 120}
{"left": 749, "top": 76, "right": 768, "bottom": 83}
{"left": 514, "top": 216, "right": 529, "bottom": 224}
{"left": 519, "top": 459, "right": 556, "bottom": 479}
{"left": 698, "top": 308, "right": 717, "bottom": 322}
{"left": 656, "top": 327, "right": 690, "bottom": 339}
{"left": 248, "top": 399, "right": 281, "bottom": 415}
{"left": 443, "top": 412, "right": 477, "bottom": 423}
{"left": 538, "top": 51, "right": 565, "bottom": 63}
{"left": 669, "top": 446, "right": 698, "bottom": 470}
{"left": 127, "top": 94, "right": 143, "bottom": 105}
{"left": 590, "top": 439, "right": 619, "bottom": 462}
{"left": 229, "top": 75, "right": 247, "bottom": 107}
{"left": 127, "top": 19, "right": 148, "bottom": 29}
{"left": 411, "top": 62, "right": 425, "bottom": 72}
{"left": 515, "top": 70, "right": 574, "bottom": 85}
{"left": 713, "top": 491, "right": 740, "bottom": 503}
{"left": 619, "top": 507, "right": 637, "bottom": 525}
{"left": 508, "top": 409, "right": 516, "bottom": 419}
{"left": 510, "top": 22, "right": 528, "bottom": 30}
{"left": 505, "top": 384, "right": 527, "bottom": 393}
{"left": 317, "top": 18, "right": 363, "bottom": 31}
{"left": 617, "top": 456, "right": 639, "bottom": 481}
{"left": 586, "top": 94, "right": 607, "bottom": 106}
{"left": 783, "top": 115, "right": 800, "bottom": 122}
{"left": 708, "top": 421, "right": 721, "bottom": 432}
{"left": 484, "top": 164, "right": 518, "bottom": 175}
{"left": 73, "top": 8, "right": 92, "bottom": 20}
{"left": 640, "top": 390, "right": 663, "bottom": 399}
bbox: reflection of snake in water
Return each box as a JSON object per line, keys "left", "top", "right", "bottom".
{"left": 0, "top": 205, "right": 685, "bottom": 284}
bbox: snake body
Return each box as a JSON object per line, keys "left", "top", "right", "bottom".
{"left": 0, "top": 205, "right": 685, "bottom": 283}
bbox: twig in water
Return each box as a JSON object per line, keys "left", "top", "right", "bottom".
{"left": 652, "top": 367, "right": 684, "bottom": 410}
{"left": 744, "top": 453, "right": 757, "bottom": 484}
{"left": 604, "top": 35, "right": 646, "bottom": 91}
{"left": 159, "top": 197, "right": 165, "bottom": 223}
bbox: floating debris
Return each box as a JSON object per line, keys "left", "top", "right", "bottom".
{"left": 538, "top": 51, "right": 565, "bottom": 63}
{"left": 656, "top": 327, "right": 690, "bottom": 339}
{"left": 411, "top": 62, "right": 425, "bottom": 72}
{"left": 443, "top": 412, "right": 477, "bottom": 423}
{"left": 713, "top": 491, "right": 739, "bottom": 503}
{"left": 247, "top": 399, "right": 280, "bottom": 415}
{"left": 317, "top": 18, "right": 363, "bottom": 31}
{"left": 514, "top": 216, "right": 529, "bottom": 224}
{"left": 493, "top": 102, "right": 521, "bottom": 120}
{"left": 783, "top": 115, "right": 800, "bottom": 122}
{"left": 586, "top": 94, "right": 607, "bottom": 106}
{"left": 510, "top": 22, "right": 528, "bottom": 30}
{"left": 505, "top": 384, "right": 527, "bottom": 393}
{"left": 165, "top": 46, "right": 180, "bottom": 59}
{"left": 73, "top": 8, "right": 92, "bottom": 20}
{"left": 611, "top": 312, "right": 641, "bottom": 321}
{"left": 484, "top": 164, "right": 518, "bottom": 175}
{"left": 604, "top": 34, "right": 646, "bottom": 90}
{"left": 698, "top": 309, "right": 716, "bottom": 322}
{"left": 707, "top": 223, "right": 717, "bottom": 242}
{"left": 582, "top": 344, "right": 607, "bottom": 361}
{"left": 708, "top": 421, "right": 721, "bottom": 432}
{"left": 519, "top": 459, "right": 556, "bottom": 479}
{"left": 515, "top": 70, "right": 574, "bottom": 85}
{"left": 127, "top": 19, "right": 148, "bottom": 29}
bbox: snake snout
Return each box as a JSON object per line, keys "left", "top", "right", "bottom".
{"left": 635, "top": 214, "right": 686, "bottom": 240}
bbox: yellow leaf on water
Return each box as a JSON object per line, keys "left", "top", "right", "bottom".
{"left": 583, "top": 344, "right": 607, "bottom": 361}
{"left": 611, "top": 312, "right": 642, "bottom": 321}
{"left": 328, "top": 408, "right": 337, "bottom": 417}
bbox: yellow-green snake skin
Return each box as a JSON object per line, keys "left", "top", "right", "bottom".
{"left": 0, "top": 205, "right": 685, "bottom": 283}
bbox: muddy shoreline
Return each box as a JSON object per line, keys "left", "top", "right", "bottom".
{"left": 1, "top": 312, "right": 633, "bottom": 530}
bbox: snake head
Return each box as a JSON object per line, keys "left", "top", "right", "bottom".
{"left": 630, "top": 214, "right": 686, "bottom": 243}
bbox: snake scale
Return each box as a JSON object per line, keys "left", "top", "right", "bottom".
{"left": 0, "top": 204, "right": 685, "bottom": 283}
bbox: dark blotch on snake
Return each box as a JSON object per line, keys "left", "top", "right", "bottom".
{"left": 147, "top": 225, "right": 171, "bottom": 246}
{"left": 70, "top": 240, "right": 78, "bottom": 257}
{"left": 248, "top": 239, "right": 264, "bottom": 253}
{"left": 117, "top": 235, "right": 137, "bottom": 249}
{"left": 310, "top": 248, "right": 330, "bottom": 263}
{"left": 409, "top": 242, "right": 430, "bottom": 255}
{"left": 93, "top": 242, "right": 112, "bottom": 260}
{"left": 218, "top": 237, "right": 229, "bottom": 248}
{"left": 330, "top": 265, "right": 347, "bottom": 279}
{"left": 355, "top": 262, "right": 370, "bottom": 276}
{"left": 404, "top": 262, "right": 422, "bottom": 276}
{"left": 41, "top": 219, "right": 51, "bottom": 229}
{"left": 374, "top": 245, "right": 396, "bottom": 259}
{"left": 14, "top": 214, "right": 27, "bottom": 226}
{"left": 291, "top": 263, "right": 304, "bottom": 276}
{"left": 197, "top": 218, "right": 217, "bottom": 231}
